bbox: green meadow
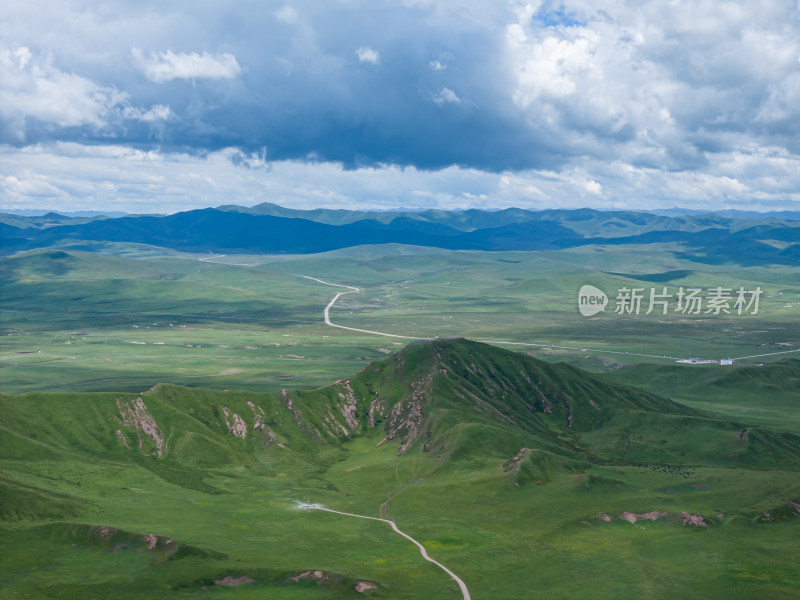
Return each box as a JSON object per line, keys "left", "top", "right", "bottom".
{"left": 2, "top": 246, "right": 799, "bottom": 599}
{"left": 2, "top": 338, "right": 799, "bottom": 599}
{"left": 2, "top": 244, "right": 799, "bottom": 395}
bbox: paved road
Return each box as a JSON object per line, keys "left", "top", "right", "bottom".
{"left": 299, "top": 504, "right": 470, "bottom": 600}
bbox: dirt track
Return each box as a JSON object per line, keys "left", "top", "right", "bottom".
{"left": 299, "top": 504, "right": 470, "bottom": 600}
{"left": 297, "top": 273, "right": 800, "bottom": 363}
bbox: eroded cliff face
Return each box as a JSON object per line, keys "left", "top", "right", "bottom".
{"left": 337, "top": 380, "right": 359, "bottom": 432}
{"left": 377, "top": 373, "right": 433, "bottom": 456}
{"left": 116, "top": 397, "right": 167, "bottom": 456}
{"left": 247, "top": 401, "right": 278, "bottom": 444}
{"left": 222, "top": 406, "right": 248, "bottom": 439}
{"left": 368, "top": 396, "right": 386, "bottom": 428}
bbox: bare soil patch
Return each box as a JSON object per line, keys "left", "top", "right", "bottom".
{"left": 355, "top": 580, "right": 378, "bottom": 592}
{"left": 215, "top": 575, "right": 255, "bottom": 586}
{"left": 619, "top": 511, "right": 667, "bottom": 524}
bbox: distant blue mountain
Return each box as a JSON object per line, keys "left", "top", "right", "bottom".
{"left": 2, "top": 204, "right": 798, "bottom": 264}
{"left": 0, "top": 209, "right": 129, "bottom": 218}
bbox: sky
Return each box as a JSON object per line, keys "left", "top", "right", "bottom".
{"left": 1, "top": 0, "right": 800, "bottom": 214}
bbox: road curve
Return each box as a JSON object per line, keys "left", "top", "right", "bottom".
{"left": 300, "top": 505, "right": 470, "bottom": 600}
{"left": 294, "top": 274, "right": 430, "bottom": 341}
{"left": 295, "top": 274, "right": 799, "bottom": 363}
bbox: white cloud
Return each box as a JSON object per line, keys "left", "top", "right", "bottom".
{"left": 433, "top": 87, "right": 461, "bottom": 105}
{"left": 0, "top": 44, "right": 182, "bottom": 144}
{"left": 0, "top": 1, "right": 799, "bottom": 212}
{"left": 122, "top": 104, "right": 175, "bottom": 123}
{"left": 0, "top": 45, "right": 127, "bottom": 142}
{"left": 504, "top": 0, "right": 800, "bottom": 172}
{"left": 4, "top": 142, "right": 797, "bottom": 216}
{"left": 1, "top": 173, "right": 63, "bottom": 198}
{"left": 582, "top": 179, "right": 603, "bottom": 195}
{"left": 131, "top": 48, "right": 242, "bottom": 83}
{"left": 508, "top": 26, "right": 597, "bottom": 102}
{"left": 355, "top": 47, "right": 380, "bottom": 65}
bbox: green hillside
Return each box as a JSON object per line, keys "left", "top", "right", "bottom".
{"left": 604, "top": 359, "right": 800, "bottom": 434}
{"left": 2, "top": 339, "right": 799, "bottom": 598}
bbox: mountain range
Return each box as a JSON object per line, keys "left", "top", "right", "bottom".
{"left": 2, "top": 203, "right": 798, "bottom": 264}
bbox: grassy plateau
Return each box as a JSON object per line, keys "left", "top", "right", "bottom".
{"left": 1, "top": 243, "right": 799, "bottom": 599}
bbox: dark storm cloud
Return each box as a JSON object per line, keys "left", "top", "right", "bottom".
{"left": 1, "top": 1, "right": 799, "bottom": 212}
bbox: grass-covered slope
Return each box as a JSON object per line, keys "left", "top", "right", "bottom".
{"left": 604, "top": 359, "right": 800, "bottom": 434}
{"left": 2, "top": 339, "right": 800, "bottom": 599}
{"left": 353, "top": 339, "right": 800, "bottom": 470}
{"left": 3, "top": 338, "right": 799, "bottom": 485}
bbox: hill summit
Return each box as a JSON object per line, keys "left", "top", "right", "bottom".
{"left": 5, "top": 338, "right": 797, "bottom": 477}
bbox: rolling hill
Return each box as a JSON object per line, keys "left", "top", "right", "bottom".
{"left": 3, "top": 338, "right": 800, "bottom": 598}
{"left": 7, "top": 338, "right": 797, "bottom": 472}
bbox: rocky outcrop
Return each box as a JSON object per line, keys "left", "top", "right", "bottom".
{"left": 115, "top": 429, "right": 129, "bottom": 448}
{"left": 539, "top": 391, "right": 553, "bottom": 414}
{"left": 286, "top": 569, "right": 340, "bottom": 586}
{"left": 222, "top": 406, "right": 248, "bottom": 439}
{"left": 679, "top": 512, "right": 707, "bottom": 526}
{"left": 247, "top": 401, "right": 265, "bottom": 430}
{"left": 368, "top": 396, "right": 386, "bottom": 427}
{"left": 282, "top": 389, "right": 304, "bottom": 428}
{"left": 247, "top": 401, "right": 277, "bottom": 444}
{"left": 337, "top": 380, "right": 359, "bottom": 432}
{"left": 116, "top": 397, "right": 167, "bottom": 456}
{"left": 504, "top": 448, "right": 531, "bottom": 473}
{"left": 378, "top": 377, "right": 429, "bottom": 455}
{"left": 322, "top": 411, "right": 349, "bottom": 437}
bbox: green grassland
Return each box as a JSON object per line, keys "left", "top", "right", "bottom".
{"left": 602, "top": 359, "right": 800, "bottom": 434}
{"left": 2, "top": 339, "right": 799, "bottom": 598}
{"left": 2, "top": 244, "right": 799, "bottom": 598}
{"left": 1, "top": 249, "right": 395, "bottom": 393}
{"left": 2, "top": 244, "right": 799, "bottom": 395}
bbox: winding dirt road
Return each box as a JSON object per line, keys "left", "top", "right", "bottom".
{"left": 294, "top": 275, "right": 428, "bottom": 340}
{"left": 196, "top": 261, "right": 800, "bottom": 363}
{"left": 295, "top": 274, "right": 800, "bottom": 363}
{"left": 299, "top": 504, "right": 470, "bottom": 600}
